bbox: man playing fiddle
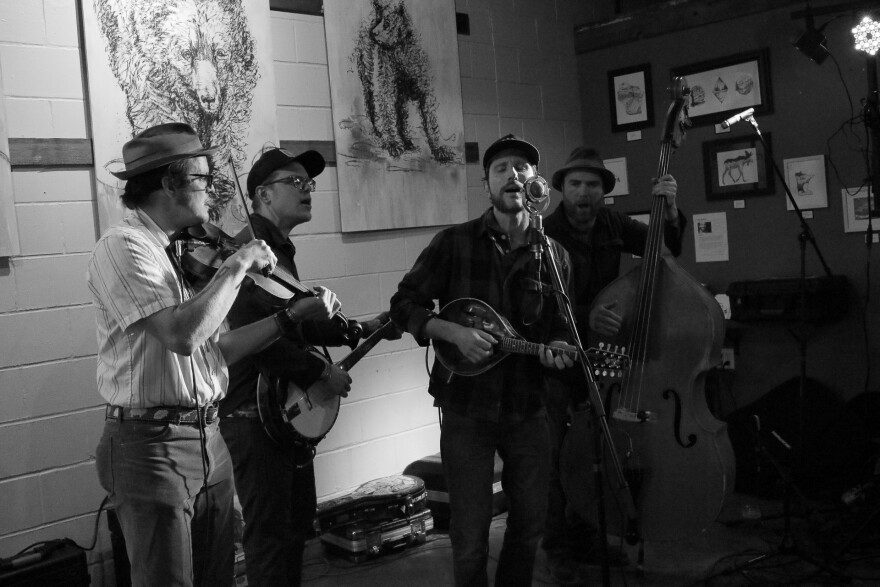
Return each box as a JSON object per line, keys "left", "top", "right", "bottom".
{"left": 219, "top": 146, "right": 393, "bottom": 587}
{"left": 540, "top": 147, "right": 684, "bottom": 583}
{"left": 88, "top": 123, "right": 339, "bottom": 586}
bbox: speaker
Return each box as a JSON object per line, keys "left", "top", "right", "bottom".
{"left": 0, "top": 542, "right": 89, "bottom": 587}
{"left": 726, "top": 377, "right": 871, "bottom": 500}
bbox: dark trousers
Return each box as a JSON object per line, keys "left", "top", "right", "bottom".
{"left": 440, "top": 409, "right": 550, "bottom": 587}
{"left": 96, "top": 419, "right": 235, "bottom": 587}
{"left": 220, "top": 417, "right": 316, "bottom": 587}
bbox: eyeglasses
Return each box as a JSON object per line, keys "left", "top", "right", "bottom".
{"left": 262, "top": 175, "right": 316, "bottom": 193}
{"left": 187, "top": 173, "right": 215, "bottom": 190}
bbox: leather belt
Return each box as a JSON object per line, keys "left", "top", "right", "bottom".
{"left": 105, "top": 403, "right": 219, "bottom": 425}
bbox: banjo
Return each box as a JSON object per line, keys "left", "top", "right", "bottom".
{"left": 257, "top": 319, "right": 397, "bottom": 450}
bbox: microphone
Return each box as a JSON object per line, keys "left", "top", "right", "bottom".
{"left": 720, "top": 108, "right": 755, "bottom": 129}
{"left": 522, "top": 175, "right": 550, "bottom": 204}
{"left": 529, "top": 212, "right": 543, "bottom": 261}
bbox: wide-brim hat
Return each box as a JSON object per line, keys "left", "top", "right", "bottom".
{"left": 110, "top": 122, "right": 219, "bottom": 179}
{"left": 247, "top": 148, "right": 326, "bottom": 198}
{"left": 482, "top": 134, "right": 540, "bottom": 171}
{"left": 551, "top": 147, "right": 617, "bottom": 194}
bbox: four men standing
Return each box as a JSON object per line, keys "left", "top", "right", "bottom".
{"left": 89, "top": 124, "right": 685, "bottom": 586}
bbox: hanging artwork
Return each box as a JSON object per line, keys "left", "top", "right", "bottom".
{"left": 607, "top": 64, "right": 654, "bottom": 133}
{"left": 324, "top": 0, "right": 467, "bottom": 232}
{"left": 603, "top": 157, "right": 630, "bottom": 197}
{"left": 81, "top": 0, "right": 278, "bottom": 234}
{"left": 671, "top": 50, "right": 772, "bottom": 127}
{"left": 783, "top": 155, "right": 828, "bottom": 211}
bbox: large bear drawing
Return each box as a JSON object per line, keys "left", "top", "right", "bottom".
{"left": 352, "top": 0, "right": 456, "bottom": 164}
{"left": 93, "top": 0, "right": 259, "bottom": 221}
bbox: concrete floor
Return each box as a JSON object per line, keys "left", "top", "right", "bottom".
{"left": 290, "top": 492, "right": 880, "bottom": 586}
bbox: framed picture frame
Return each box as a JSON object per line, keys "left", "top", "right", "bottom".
{"left": 671, "top": 49, "right": 772, "bottom": 127}
{"left": 608, "top": 63, "right": 654, "bottom": 132}
{"left": 603, "top": 157, "right": 629, "bottom": 196}
{"left": 842, "top": 186, "right": 874, "bottom": 233}
{"left": 702, "top": 133, "right": 774, "bottom": 200}
{"left": 783, "top": 155, "right": 827, "bottom": 210}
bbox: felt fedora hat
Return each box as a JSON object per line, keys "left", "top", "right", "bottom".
{"left": 246, "top": 148, "right": 326, "bottom": 198}
{"left": 110, "top": 123, "right": 219, "bottom": 180}
{"left": 551, "top": 147, "right": 617, "bottom": 194}
{"left": 481, "top": 134, "right": 540, "bottom": 171}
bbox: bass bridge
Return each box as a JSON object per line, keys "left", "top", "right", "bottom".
{"left": 612, "top": 408, "right": 657, "bottom": 423}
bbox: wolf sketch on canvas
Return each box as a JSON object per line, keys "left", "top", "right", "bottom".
{"left": 92, "top": 0, "right": 259, "bottom": 221}
{"left": 345, "top": 0, "right": 458, "bottom": 166}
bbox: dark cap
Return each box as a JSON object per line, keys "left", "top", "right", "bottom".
{"left": 247, "top": 148, "right": 326, "bottom": 198}
{"left": 111, "top": 122, "right": 218, "bottom": 179}
{"left": 481, "top": 134, "right": 540, "bottom": 172}
{"left": 551, "top": 147, "right": 616, "bottom": 194}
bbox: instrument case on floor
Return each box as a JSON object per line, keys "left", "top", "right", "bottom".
{"left": 403, "top": 452, "right": 507, "bottom": 530}
{"left": 319, "top": 507, "right": 433, "bottom": 562}
{"left": 315, "top": 474, "right": 428, "bottom": 534}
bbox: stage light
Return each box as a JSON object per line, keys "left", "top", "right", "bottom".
{"left": 793, "top": 6, "right": 829, "bottom": 65}
{"left": 852, "top": 15, "right": 880, "bottom": 55}
{"left": 794, "top": 28, "right": 830, "bottom": 64}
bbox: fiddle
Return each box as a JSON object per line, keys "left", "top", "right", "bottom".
{"left": 175, "top": 223, "right": 363, "bottom": 344}
{"left": 176, "top": 154, "right": 364, "bottom": 344}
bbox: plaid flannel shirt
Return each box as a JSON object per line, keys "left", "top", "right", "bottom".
{"left": 390, "top": 208, "right": 573, "bottom": 423}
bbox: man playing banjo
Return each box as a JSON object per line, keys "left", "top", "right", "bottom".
{"left": 219, "top": 146, "right": 392, "bottom": 587}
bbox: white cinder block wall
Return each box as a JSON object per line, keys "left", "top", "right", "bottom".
{"left": 0, "top": 0, "right": 583, "bottom": 583}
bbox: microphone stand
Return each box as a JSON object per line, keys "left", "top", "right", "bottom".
{"left": 716, "top": 115, "right": 849, "bottom": 582}
{"left": 527, "top": 201, "right": 639, "bottom": 587}
{"left": 742, "top": 112, "right": 834, "bottom": 481}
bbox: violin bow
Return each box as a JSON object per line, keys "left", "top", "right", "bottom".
{"left": 227, "top": 154, "right": 271, "bottom": 278}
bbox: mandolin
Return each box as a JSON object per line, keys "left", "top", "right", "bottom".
{"left": 433, "top": 298, "right": 629, "bottom": 378}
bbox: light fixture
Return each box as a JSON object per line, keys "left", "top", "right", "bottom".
{"left": 852, "top": 14, "right": 880, "bottom": 217}
{"left": 794, "top": 28, "right": 830, "bottom": 63}
{"left": 793, "top": 6, "right": 829, "bottom": 64}
{"left": 852, "top": 15, "right": 880, "bottom": 55}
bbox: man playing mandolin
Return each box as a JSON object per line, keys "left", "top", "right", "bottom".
{"left": 540, "top": 147, "right": 684, "bottom": 583}
{"left": 219, "top": 146, "right": 394, "bottom": 587}
{"left": 390, "top": 134, "right": 576, "bottom": 587}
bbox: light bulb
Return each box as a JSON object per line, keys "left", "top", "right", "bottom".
{"left": 853, "top": 16, "right": 880, "bottom": 56}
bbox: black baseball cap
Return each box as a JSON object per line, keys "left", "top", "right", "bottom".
{"left": 481, "top": 134, "right": 540, "bottom": 172}
{"left": 247, "top": 148, "right": 325, "bottom": 198}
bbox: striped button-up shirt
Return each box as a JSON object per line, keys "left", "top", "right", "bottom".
{"left": 87, "top": 209, "right": 227, "bottom": 408}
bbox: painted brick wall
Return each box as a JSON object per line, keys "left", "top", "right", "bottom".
{"left": 0, "top": 1, "right": 583, "bottom": 584}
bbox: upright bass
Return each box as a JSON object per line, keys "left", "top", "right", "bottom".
{"left": 562, "top": 78, "right": 736, "bottom": 542}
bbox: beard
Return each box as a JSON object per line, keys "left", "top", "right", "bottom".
{"left": 489, "top": 188, "right": 525, "bottom": 214}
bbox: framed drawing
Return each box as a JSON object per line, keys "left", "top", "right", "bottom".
{"left": 671, "top": 49, "right": 772, "bottom": 127}
{"left": 608, "top": 64, "right": 654, "bottom": 132}
{"left": 702, "top": 134, "right": 774, "bottom": 200}
{"left": 783, "top": 155, "right": 827, "bottom": 210}
{"left": 603, "top": 157, "right": 629, "bottom": 196}
{"left": 842, "top": 186, "right": 874, "bottom": 233}
{"left": 324, "top": 0, "right": 467, "bottom": 232}
{"left": 81, "top": 0, "right": 279, "bottom": 234}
